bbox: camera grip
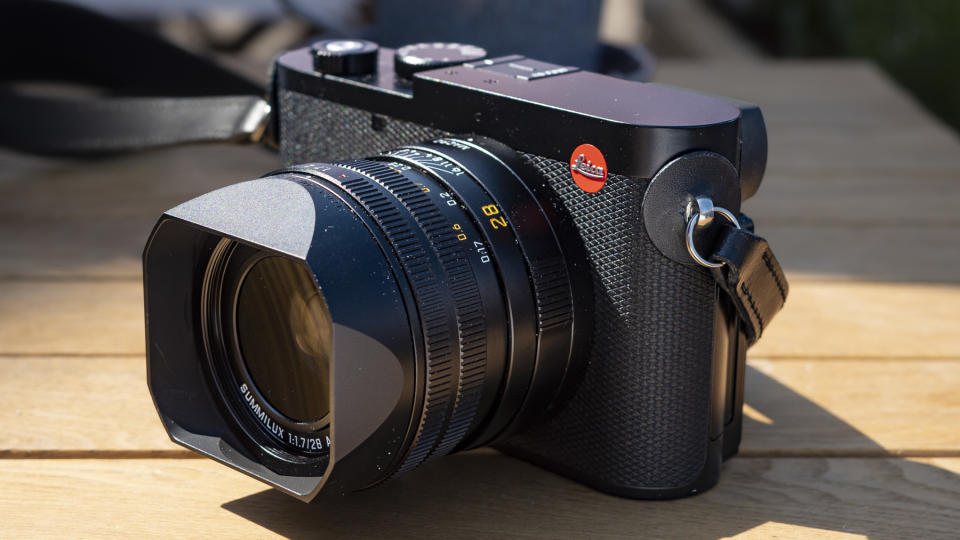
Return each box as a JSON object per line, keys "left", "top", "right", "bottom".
{"left": 496, "top": 154, "right": 724, "bottom": 498}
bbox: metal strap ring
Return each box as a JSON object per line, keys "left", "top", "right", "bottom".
{"left": 685, "top": 206, "right": 741, "bottom": 268}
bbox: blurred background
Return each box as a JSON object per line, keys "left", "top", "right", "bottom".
{"left": 58, "top": 0, "right": 960, "bottom": 132}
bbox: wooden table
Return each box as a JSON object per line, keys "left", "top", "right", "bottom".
{"left": 1, "top": 60, "right": 958, "bottom": 538}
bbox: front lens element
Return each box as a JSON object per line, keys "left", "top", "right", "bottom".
{"left": 235, "top": 256, "right": 332, "bottom": 424}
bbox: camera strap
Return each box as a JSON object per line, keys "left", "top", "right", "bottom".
{"left": 711, "top": 223, "right": 788, "bottom": 345}
{"left": 0, "top": 1, "right": 271, "bottom": 156}
{"left": 684, "top": 205, "right": 788, "bottom": 346}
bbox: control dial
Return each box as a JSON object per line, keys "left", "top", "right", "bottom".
{"left": 394, "top": 42, "right": 487, "bottom": 79}
{"left": 311, "top": 39, "right": 379, "bottom": 75}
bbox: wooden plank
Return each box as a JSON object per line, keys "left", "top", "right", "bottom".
{"left": 3, "top": 355, "right": 958, "bottom": 455}
{"left": 5, "top": 155, "right": 957, "bottom": 279}
{"left": 758, "top": 128, "right": 960, "bottom": 178}
{"left": 758, "top": 225, "right": 960, "bottom": 284}
{"left": 6, "top": 212, "right": 957, "bottom": 283}
{"left": 0, "top": 456, "right": 957, "bottom": 538}
{"left": 4, "top": 216, "right": 957, "bottom": 283}
{"left": 744, "top": 358, "right": 960, "bottom": 454}
{"left": 0, "top": 143, "right": 278, "bottom": 279}
{"left": 744, "top": 172, "right": 960, "bottom": 226}
{"left": 0, "top": 282, "right": 144, "bottom": 355}
{"left": 0, "top": 144, "right": 278, "bottom": 221}
{"left": 0, "top": 220, "right": 960, "bottom": 283}
{"left": 657, "top": 61, "right": 960, "bottom": 233}
{"left": 0, "top": 218, "right": 146, "bottom": 279}
{"left": 656, "top": 62, "right": 947, "bottom": 123}
{"left": 1, "top": 280, "right": 956, "bottom": 358}
{"left": 0, "top": 356, "right": 177, "bottom": 453}
{"left": 751, "top": 281, "right": 960, "bottom": 359}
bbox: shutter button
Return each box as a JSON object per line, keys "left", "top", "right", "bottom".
{"left": 311, "top": 39, "right": 379, "bottom": 75}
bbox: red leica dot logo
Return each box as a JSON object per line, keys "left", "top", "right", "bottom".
{"left": 569, "top": 143, "right": 607, "bottom": 193}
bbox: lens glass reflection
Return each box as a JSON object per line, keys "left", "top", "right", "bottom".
{"left": 236, "top": 256, "right": 331, "bottom": 423}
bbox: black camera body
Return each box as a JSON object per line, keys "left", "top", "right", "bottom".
{"left": 275, "top": 41, "right": 765, "bottom": 497}
{"left": 144, "top": 40, "right": 769, "bottom": 502}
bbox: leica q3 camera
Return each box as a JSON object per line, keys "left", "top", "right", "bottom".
{"left": 143, "top": 39, "right": 773, "bottom": 501}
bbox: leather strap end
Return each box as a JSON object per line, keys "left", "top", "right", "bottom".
{"left": 710, "top": 227, "right": 788, "bottom": 345}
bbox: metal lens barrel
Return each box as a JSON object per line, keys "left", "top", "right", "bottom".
{"left": 202, "top": 136, "right": 589, "bottom": 490}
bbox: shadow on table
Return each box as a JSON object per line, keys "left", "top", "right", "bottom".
{"left": 222, "top": 366, "right": 960, "bottom": 539}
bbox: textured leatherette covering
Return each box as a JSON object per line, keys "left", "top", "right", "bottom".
{"left": 502, "top": 155, "right": 715, "bottom": 492}
{"left": 279, "top": 91, "right": 445, "bottom": 164}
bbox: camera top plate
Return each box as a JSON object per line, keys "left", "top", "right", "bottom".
{"left": 275, "top": 43, "right": 762, "bottom": 189}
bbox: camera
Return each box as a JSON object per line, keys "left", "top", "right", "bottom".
{"left": 143, "top": 39, "right": 771, "bottom": 501}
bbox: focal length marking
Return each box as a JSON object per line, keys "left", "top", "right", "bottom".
{"left": 239, "top": 383, "right": 329, "bottom": 452}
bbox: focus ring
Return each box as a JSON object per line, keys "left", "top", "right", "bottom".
{"left": 283, "top": 162, "right": 458, "bottom": 474}
{"left": 335, "top": 160, "right": 487, "bottom": 475}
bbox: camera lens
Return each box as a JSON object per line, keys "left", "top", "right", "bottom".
{"left": 235, "top": 255, "right": 332, "bottom": 424}
{"left": 179, "top": 136, "right": 590, "bottom": 492}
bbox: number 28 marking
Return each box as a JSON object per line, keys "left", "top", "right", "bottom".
{"left": 481, "top": 204, "right": 508, "bottom": 229}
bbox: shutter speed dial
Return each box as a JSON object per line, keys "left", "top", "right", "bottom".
{"left": 394, "top": 42, "right": 487, "bottom": 79}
